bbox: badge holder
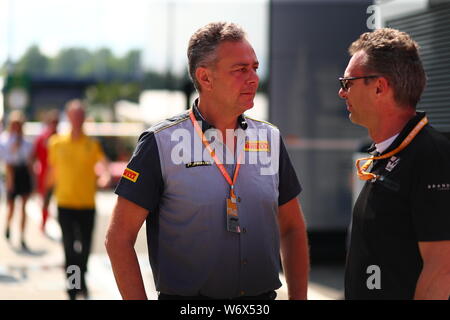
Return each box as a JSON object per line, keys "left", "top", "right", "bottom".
{"left": 226, "top": 189, "right": 240, "bottom": 233}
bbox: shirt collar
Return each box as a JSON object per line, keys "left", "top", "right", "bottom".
{"left": 192, "top": 99, "right": 248, "bottom": 133}
{"left": 61, "top": 132, "right": 86, "bottom": 142}
{"left": 375, "top": 134, "right": 399, "bottom": 154}
{"left": 379, "top": 111, "right": 427, "bottom": 155}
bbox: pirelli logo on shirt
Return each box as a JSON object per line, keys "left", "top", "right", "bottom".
{"left": 244, "top": 140, "right": 270, "bottom": 152}
{"left": 122, "top": 168, "right": 140, "bottom": 183}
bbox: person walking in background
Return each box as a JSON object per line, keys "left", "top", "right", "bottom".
{"left": 1, "top": 111, "right": 34, "bottom": 251}
{"left": 47, "top": 99, "right": 110, "bottom": 300}
{"left": 33, "top": 109, "right": 59, "bottom": 234}
{"left": 339, "top": 28, "right": 450, "bottom": 299}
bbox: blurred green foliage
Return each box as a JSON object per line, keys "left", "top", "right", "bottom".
{"left": 1, "top": 45, "right": 267, "bottom": 119}
{"left": 10, "top": 45, "right": 142, "bottom": 80}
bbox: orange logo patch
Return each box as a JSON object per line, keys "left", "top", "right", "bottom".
{"left": 122, "top": 168, "right": 139, "bottom": 183}
{"left": 244, "top": 141, "right": 270, "bottom": 152}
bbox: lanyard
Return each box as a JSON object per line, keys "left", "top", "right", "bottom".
{"left": 356, "top": 116, "right": 428, "bottom": 181}
{"left": 189, "top": 110, "right": 242, "bottom": 199}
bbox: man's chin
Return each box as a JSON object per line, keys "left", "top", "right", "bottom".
{"left": 240, "top": 100, "right": 254, "bottom": 112}
{"left": 349, "top": 113, "right": 358, "bottom": 124}
{"left": 349, "top": 113, "right": 365, "bottom": 127}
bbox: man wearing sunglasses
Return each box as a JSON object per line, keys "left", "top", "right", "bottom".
{"left": 339, "top": 28, "right": 450, "bottom": 300}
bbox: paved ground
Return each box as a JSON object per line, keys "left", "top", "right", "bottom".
{"left": 0, "top": 190, "right": 344, "bottom": 300}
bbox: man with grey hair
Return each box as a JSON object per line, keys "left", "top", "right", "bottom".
{"left": 340, "top": 28, "right": 450, "bottom": 299}
{"left": 106, "top": 22, "right": 310, "bottom": 300}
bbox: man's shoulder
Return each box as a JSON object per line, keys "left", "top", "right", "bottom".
{"left": 37, "top": 129, "right": 51, "bottom": 140}
{"left": 48, "top": 133, "right": 98, "bottom": 148}
{"left": 416, "top": 125, "right": 450, "bottom": 152}
{"left": 410, "top": 125, "right": 450, "bottom": 165}
{"left": 48, "top": 133, "right": 68, "bottom": 146}
{"left": 243, "top": 115, "right": 279, "bottom": 131}
{"left": 83, "top": 134, "right": 101, "bottom": 144}
{"left": 34, "top": 132, "right": 46, "bottom": 146}
{"left": 146, "top": 111, "right": 191, "bottom": 135}
{"left": 0, "top": 132, "right": 12, "bottom": 145}
{"left": 132, "top": 113, "right": 191, "bottom": 154}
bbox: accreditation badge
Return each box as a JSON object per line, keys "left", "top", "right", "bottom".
{"left": 226, "top": 197, "right": 240, "bottom": 233}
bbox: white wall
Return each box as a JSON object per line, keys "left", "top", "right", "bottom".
{"left": 377, "top": 0, "right": 428, "bottom": 26}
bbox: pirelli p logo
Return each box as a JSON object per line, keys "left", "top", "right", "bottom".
{"left": 122, "top": 168, "right": 139, "bottom": 183}
{"left": 244, "top": 140, "right": 270, "bottom": 152}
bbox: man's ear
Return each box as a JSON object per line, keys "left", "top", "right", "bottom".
{"left": 376, "top": 76, "right": 389, "bottom": 95}
{"left": 195, "top": 67, "right": 213, "bottom": 92}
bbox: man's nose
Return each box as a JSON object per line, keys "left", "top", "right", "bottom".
{"left": 338, "top": 87, "right": 347, "bottom": 99}
{"left": 247, "top": 69, "right": 259, "bottom": 85}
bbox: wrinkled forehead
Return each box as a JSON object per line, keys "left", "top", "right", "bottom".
{"left": 215, "top": 40, "right": 258, "bottom": 66}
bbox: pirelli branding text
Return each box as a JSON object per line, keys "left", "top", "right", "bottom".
{"left": 122, "top": 168, "right": 140, "bottom": 183}
{"left": 245, "top": 140, "right": 270, "bottom": 152}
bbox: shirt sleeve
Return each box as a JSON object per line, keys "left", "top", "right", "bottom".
{"left": 47, "top": 135, "right": 57, "bottom": 166}
{"left": 278, "top": 136, "right": 302, "bottom": 206}
{"left": 114, "top": 131, "right": 164, "bottom": 213}
{"left": 411, "top": 140, "right": 450, "bottom": 241}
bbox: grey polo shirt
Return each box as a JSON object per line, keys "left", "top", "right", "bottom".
{"left": 115, "top": 105, "right": 302, "bottom": 298}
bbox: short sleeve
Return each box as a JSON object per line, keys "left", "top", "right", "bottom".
{"left": 47, "top": 135, "right": 58, "bottom": 166}
{"left": 411, "top": 143, "right": 450, "bottom": 241}
{"left": 114, "top": 131, "right": 164, "bottom": 213}
{"left": 278, "top": 136, "right": 302, "bottom": 206}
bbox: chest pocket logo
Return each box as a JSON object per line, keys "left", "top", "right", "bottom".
{"left": 244, "top": 140, "right": 270, "bottom": 152}
{"left": 385, "top": 156, "right": 400, "bottom": 172}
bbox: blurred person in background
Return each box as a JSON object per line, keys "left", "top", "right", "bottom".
{"left": 47, "top": 99, "right": 110, "bottom": 300}
{"left": 33, "top": 109, "right": 59, "bottom": 234}
{"left": 1, "top": 110, "right": 34, "bottom": 251}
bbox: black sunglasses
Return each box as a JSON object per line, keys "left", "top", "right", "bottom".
{"left": 339, "top": 75, "right": 380, "bottom": 91}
